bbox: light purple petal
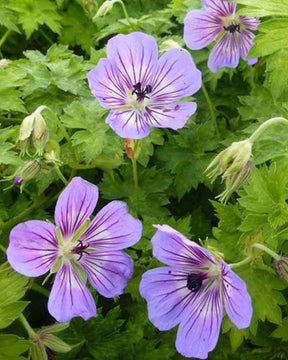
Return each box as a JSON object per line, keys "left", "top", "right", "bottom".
{"left": 151, "top": 224, "right": 216, "bottom": 269}
{"left": 184, "top": 10, "right": 223, "bottom": 50}
{"left": 79, "top": 250, "right": 133, "bottom": 298}
{"left": 140, "top": 267, "right": 193, "bottom": 330}
{"left": 246, "top": 58, "right": 258, "bottom": 66}
{"left": 81, "top": 201, "right": 142, "bottom": 250}
{"left": 239, "top": 16, "right": 260, "bottom": 31}
{"left": 221, "top": 260, "right": 252, "bottom": 329}
{"left": 106, "top": 32, "right": 158, "bottom": 90}
{"left": 48, "top": 263, "right": 96, "bottom": 322}
{"left": 150, "top": 49, "right": 202, "bottom": 103}
{"left": 202, "top": 0, "right": 236, "bottom": 16}
{"left": 175, "top": 281, "right": 223, "bottom": 359}
{"left": 106, "top": 110, "right": 150, "bottom": 139}
{"left": 54, "top": 177, "right": 98, "bottom": 239}
{"left": 208, "top": 33, "right": 240, "bottom": 72}
{"left": 237, "top": 29, "right": 255, "bottom": 61}
{"left": 7, "top": 220, "right": 58, "bottom": 277}
{"left": 144, "top": 102, "right": 197, "bottom": 130}
{"left": 87, "top": 58, "right": 127, "bottom": 109}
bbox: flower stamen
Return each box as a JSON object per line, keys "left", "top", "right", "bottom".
{"left": 132, "top": 82, "right": 152, "bottom": 102}
{"left": 187, "top": 273, "right": 203, "bottom": 292}
{"left": 223, "top": 23, "right": 240, "bottom": 33}
{"left": 72, "top": 240, "right": 89, "bottom": 261}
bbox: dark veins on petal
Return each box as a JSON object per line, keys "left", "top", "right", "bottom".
{"left": 224, "top": 24, "right": 240, "bottom": 33}
{"left": 132, "top": 82, "right": 152, "bottom": 102}
{"left": 72, "top": 240, "right": 89, "bottom": 261}
{"left": 187, "top": 273, "right": 203, "bottom": 292}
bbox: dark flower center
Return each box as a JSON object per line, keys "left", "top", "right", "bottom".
{"left": 72, "top": 240, "right": 89, "bottom": 261}
{"left": 132, "top": 82, "right": 152, "bottom": 102}
{"left": 224, "top": 24, "right": 240, "bottom": 33}
{"left": 187, "top": 273, "right": 203, "bottom": 292}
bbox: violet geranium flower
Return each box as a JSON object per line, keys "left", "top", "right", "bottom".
{"left": 184, "top": 0, "right": 260, "bottom": 72}
{"left": 140, "top": 225, "right": 252, "bottom": 359}
{"left": 87, "top": 32, "right": 202, "bottom": 139}
{"left": 7, "top": 177, "right": 142, "bottom": 322}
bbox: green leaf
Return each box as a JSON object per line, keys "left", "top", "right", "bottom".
{"left": 234, "top": 0, "right": 288, "bottom": 17}
{"left": 172, "top": 0, "right": 185, "bottom": 13}
{"left": 7, "top": 0, "right": 62, "bottom": 38}
{"left": 0, "top": 3, "right": 19, "bottom": 32}
{"left": 0, "top": 143, "right": 22, "bottom": 166}
{"left": 157, "top": 123, "right": 218, "bottom": 199}
{"left": 271, "top": 316, "right": 288, "bottom": 341}
{"left": 0, "top": 263, "right": 29, "bottom": 329}
{"left": 249, "top": 19, "right": 288, "bottom": 58}
{"left": 0, "top": 335, "right": 31, "bottom": 357}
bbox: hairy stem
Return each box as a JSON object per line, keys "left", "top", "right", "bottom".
{"left": 19, "top": 314, "right": 37, "bottom": 339}
{"left": 31, "top": 282, "right": 50, "bottom": 298}
{"left": 201, "top": 82, "right": 219, "bottom": 137}
{"left": 0, "top": 30, "right": 11, "bottom": 52}
{"left": 252, "top": 243, "right": 281, "bottom": 261}
{"left": 54, "top": 165, "right": 68, "bottom": 186}
{"left": 229, "top": 255, "right": 252, "bottom": 269}
{"left": 249, "top": 117, "right": 288, "bottom": 144}
{"left": 118, "top": 0, "right": 135, "bottom": 29}
{"left": 132, "top": 158, "right": 140, "bottom": 216}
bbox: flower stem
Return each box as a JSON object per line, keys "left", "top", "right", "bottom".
{"left": 0, "top": 243, "right": 6, "bottom": 254}
{"left": 54, "top": 165, "right": 68, "bottom": 186}
{"left": 0, "top": 30, "right": 11, "bottom": 52}
{"left": 38, "top": 106, "right": 71, "bottom": 143}
{"left": 252, "top": 243, "right": 281, "bottom": 261}
{"left": 132, "top": 158, "right": 140, "bottom": 216}
{"left": 229, "top": 255, "right": 252, "bottom": 269}
{"left": 201, "top": 82, "right": 219, "bottom": 137}
{"left": 118, "top": 0, "right": 135, "bottom": 30}
{"left": 19, "top": 314, "right": 37, "bottom": 339}
{"left": 248, "top": 117, "right": 288, "bottom": 144}
{"left": 31, "top": 282, "right": 50, "bottom": 298}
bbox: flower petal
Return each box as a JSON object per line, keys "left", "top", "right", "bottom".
{"left": 239, "top": 16, "right": 260, "bottom": 31}
{"left": 208, "top": 33, "right": 240, "bottom": 72}
{"left": 55, "top": 177, "right": 98, "bottom": 239}
{"left": 140, "top": 267, "right": 193, "bottom": 330}
{"left": 221, "top": 260, "right": 252, "bottom": 329}
{"left": 87, "top": 58, "right": 128, "bottom": 109}
{"left": 151, "top": 224, "right": 216, "bottom": 268}
{"left": 184, "top": 10, "right": 223, "bottom": 50}
{"left": 144, "top": 102, "right": 197, "bottom": 130}
{"left": 202, "top": 0, "right": 236, "bottom": 17}
{"left": 106, "top": 32, "right": 158, "bottom": 89}
{"left": 81, "top": 201, "right": 142, "bottom": 250}
{"left": 150, "top": 49, "right": 202, "bottom": 103}
{"left": 237, "top": 29, "right": 255, "bottom": 61}
{"left": 48, "top": 263, "right": 96, "bottom": 322}
{"left": 7, "top": 220, "right": 58, "bottom": 277}
{"left": 79, "top": 250, "right": 133, "bottom": 298}
{"left": 175, "top": 281, "right": 223, "bottom": 359}
{"left": 106, "top": 110, "right": 150, "bottom": 139}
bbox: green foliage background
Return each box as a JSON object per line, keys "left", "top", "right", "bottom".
{"left": 0, "top": 0, "right": 288, "bottom": 359}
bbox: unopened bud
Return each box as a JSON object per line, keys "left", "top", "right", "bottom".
{"left": 274, "top": 256, "right": 288, "bottom": 282}
{"left": 206, "top": 139, "right": 253, "bottom": 203}
{"left": 93, "top": 0, "right": 118, "bottom": 20}
{"left": 159, "top": 39, "right": 184, "bottom": 53}
{"left": 0, "top": 59, "right": 8, "bottom": 68}
{"left": 19, "top": 108, "right": 49, "bottom": 157}
{"left": 44, "top": 140, "right": 61, "bottom": 165}
{"left": 125, "top": 139, "right": 141, "bottom": 160}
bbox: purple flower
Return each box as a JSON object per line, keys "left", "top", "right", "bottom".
{"left": 140, "top": 225, "right": 252, "bottom": 359}
{"left": 87, "top": 32, "right": 202, "bottom": 139}
{"left": 184, "top": 0, "right": 260, "bottom": 72}
{"left": 7, "top": 177, "right": 142, "bottom": 322}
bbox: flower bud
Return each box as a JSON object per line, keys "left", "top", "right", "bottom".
{"left": 274, "top": 256, "right": 288, "bottom": 282}
{"left": 206, "top": 139, "right": 253, "bottom": 203}
{"left": 93, "top": 0, "right": 118, "bottom": 20}
{"left": 0, "top": 59, "right": 9, "bottom": 68}
{"left": 12, "top": 159, "right": 42, "bottom": 191}
{"left": 44, "top": 140, "right": 61, "bottom": 165}
{"left": 19, "top": 109, "right": 49, "bottom": 157}
{"left": 125, "top": 139, "right": 141, "bottom": 160}
{"left": 159, "top": 39, "right": 184, "bottom": 53}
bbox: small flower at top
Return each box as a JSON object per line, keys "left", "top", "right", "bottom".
{"left": 87, "top": 32, "right": 202, "bottom": 139}
{"left": 184, "top": 0, "right": 260, "bottom": 72}
{"left": 206, "top": 139, "right": 253, "bottom": 202}
{"left": 274, "top": 256, "right": 288, "bottom": 282}
{"left": 7, "top": 177, "right": 142, "bottom": 322}
{"left": 140, "top": 225, "right": 252, "bottom": 359}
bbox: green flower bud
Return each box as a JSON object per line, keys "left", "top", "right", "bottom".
{"left": 274, "top": 256, "right": 288, "bottom": 282}
{"left": 93, "top": 0, "right": 118, "bottom": 20}
{"left": 19, "top": 159, "right": 42, "bottom": 183}
{"left": 44, "top": 140, "right": 62, "bottom": 165}
{"left": 206, "top": 139, "right": 253, "bottom": 203}
{"left": 19, "top": 108, "right": 49, "bottom": 157}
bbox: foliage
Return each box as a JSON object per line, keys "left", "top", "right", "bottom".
{"left": 0, "top": 0, "right": 288, "bottom": 359}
